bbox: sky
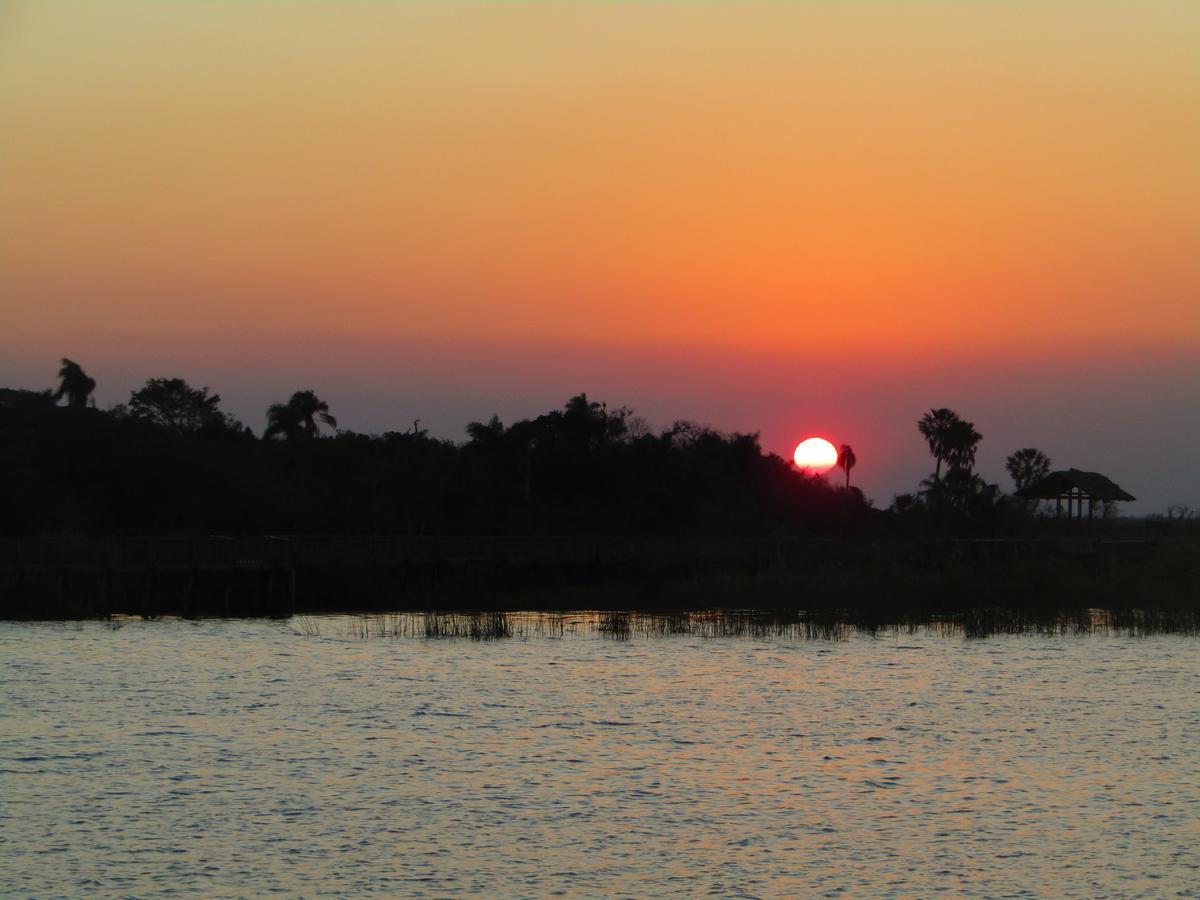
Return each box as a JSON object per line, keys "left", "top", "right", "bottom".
{"left": 1, "top": 1, "right": 1197, "bottom": 513}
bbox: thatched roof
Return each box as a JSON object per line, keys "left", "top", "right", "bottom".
{"left": 1016, "top": 468, "right": 1135, "bottom": 502}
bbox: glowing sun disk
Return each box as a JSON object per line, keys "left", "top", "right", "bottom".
{"left": 794, "top": 437, "right": 838, "bottom": 473}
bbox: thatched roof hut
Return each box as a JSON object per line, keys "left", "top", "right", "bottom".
{"left": 1016, "top": 468, "right": 1134, "bottom": 519}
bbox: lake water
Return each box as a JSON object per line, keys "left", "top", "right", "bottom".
{"left": 2, "top": 616, "right": 1197, "bottom": 897}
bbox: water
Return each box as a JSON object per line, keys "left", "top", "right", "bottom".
{"left": 2, "top": 617, "right": 1198, "bottom": 897}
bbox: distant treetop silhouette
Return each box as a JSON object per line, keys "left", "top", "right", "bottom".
{"left": 1005, "top": 448, "right": 1052, "bottom": 492}
{"left": 917, "top": 408, "right": 957, "bottom": 483}
{"left": 944, "top": 417, "right": 982, "bottom": 475}
{"left": 837, "top": 443, "right": 856, "bottom": 489}
{"left": 128, "top": 377, "right": 230, "bottom": 435}
{"left": 265, "top": 390, "right": 338, "bottom": 440}
{"left": 52, "top": 358, "right": 95, "bottom": 409}
{"left": 917, "top": 408, "right": 981, "bottom": 480}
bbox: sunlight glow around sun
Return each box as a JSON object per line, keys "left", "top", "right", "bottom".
{"left": 793, "top": 437, "right": 838, "bottom": 473}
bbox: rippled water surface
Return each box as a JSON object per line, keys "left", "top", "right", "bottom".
{"left": 2, "top": 617, "right": 1198, "bottom": 896}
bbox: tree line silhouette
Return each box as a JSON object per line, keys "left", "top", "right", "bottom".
{"left": 0, "top": 358, "right": 1078, "bottom": 538}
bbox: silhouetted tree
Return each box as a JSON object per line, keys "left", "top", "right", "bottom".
{"left": 2, "top": 380, "right": 874, "bottom": 537}
{"left": 547, "top": 393, "right": 631, "bottom": 451}
{"left": 128, "top": 377, "right": 234, "bottom": 435}
{"left": 837, "top": 443, "right": 857, "bottom": 489}
{"left": 943, "top": 417, "right": 982, "bottom": 475}
{"left": 0, "top": 388, "right": 54, "bottom": 411}
{"left": 466, "top": 414, "right": 539, "bottom": 509}
{"left": 916, "top": 408, "right": 992, "bottom": 530}
{"left": 1005, "top": 447, "right": 1051, "bottom": 492}
{"left": 917, "top": 408, "right": 959, "bottom": 483}
{"left": 264, "top": 390, "right": 337, "bottom": 440}
{"left": 52, "top": 358, "right": 96, "bottom": 409}
{"left": 917, "top": 408, "right": 981, "bottom": 479}
{"left": 1165, "top": 504, "right": 1195, "bottom": 522}
{"left": 466, "top": 414, "right": 505, "bottom": 446}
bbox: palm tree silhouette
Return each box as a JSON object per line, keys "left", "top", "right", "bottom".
{"left": 1005, "top": 447, "right": 1051, "bottom": 492}
{"left": 917, "top": 408, "right": 958, "bottom": 483}
{"left": 944, "top": 417, "right": 982, "bottom": 475}
{"left": 917, "top": 408, "right": 982, "bottom": 525}
{"left": 52, "top": 358, "right": 96, "bottom": 409}
{"left": 264, "top": 390, "right": 337, "bottom": 440}
{"left": 836, "top": 443, "right": 857, "bottom": 489}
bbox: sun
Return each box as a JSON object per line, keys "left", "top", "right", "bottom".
{"left": 793, "top": 437, "right": 838, "bottom": 473}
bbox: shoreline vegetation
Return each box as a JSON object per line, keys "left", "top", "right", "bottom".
{"left": 17, "top": 607, "right": 1200, "bottom": 640}
{"left": 290, "top": 607, "right": 1199, "bottom": 641}
{"left": 1, "top": 534, "right": 1196, "bottom": 631}
{"left": 2, "top": 361, "right": 1197, "bottom": 624}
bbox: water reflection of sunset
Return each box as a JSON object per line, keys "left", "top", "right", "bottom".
{"left": 3, "top": 619, "right": 1195, "bottom": 894}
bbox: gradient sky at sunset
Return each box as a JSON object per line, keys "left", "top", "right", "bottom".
{"left": 2, "top": 2, "right": 1197, "bottom": 512}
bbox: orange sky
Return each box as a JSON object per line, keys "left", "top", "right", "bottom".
{"left": 1, "top": 2, "right": 1198, "bottom": 510}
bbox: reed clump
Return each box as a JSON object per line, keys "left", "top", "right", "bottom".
{"left": 284, "top": 605, "right": 1197, "bottom": 642}
{"left": 423, "top": 611, "right": 514, "bottom": 640}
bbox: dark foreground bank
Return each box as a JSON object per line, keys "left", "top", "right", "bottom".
{"left": 2, "top": 535, "right": 1196, "bottom": 630}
